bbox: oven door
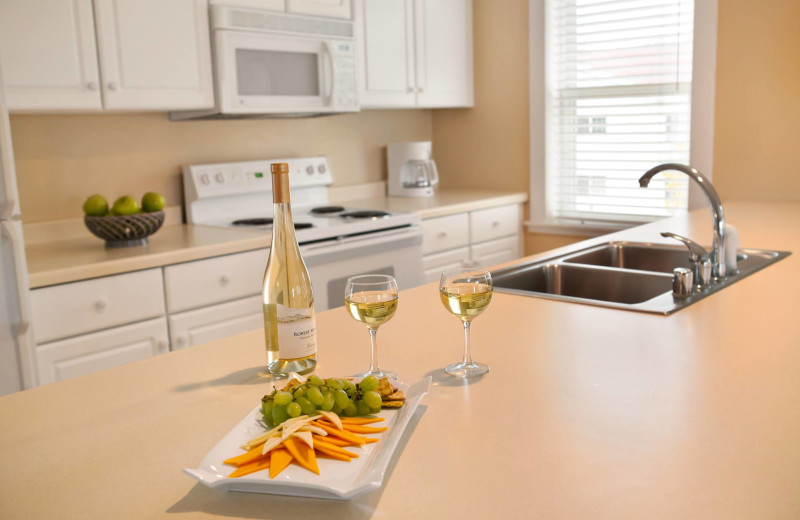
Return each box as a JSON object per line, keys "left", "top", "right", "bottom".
{"left": 301, "top": 226, "right": 423, "bottom": 312}
{"left": 215, "top": 30, "right": 336, "bottom": 114}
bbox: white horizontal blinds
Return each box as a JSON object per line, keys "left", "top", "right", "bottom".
{"left": 547, "top": 0, "right": 694, "bottom": 224}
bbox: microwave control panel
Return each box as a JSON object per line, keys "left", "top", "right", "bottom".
{"left": 330, "top": 40, "right": 357, "bottom": 109}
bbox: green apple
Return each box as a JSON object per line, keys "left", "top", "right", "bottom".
{"left": 111, "top": 195, "right": 140, "bottom": 216}
{"left": 82, "top": 194, "right": 108, "bottom": 216}
{"left": 141, "top": 192, "right": 165, "bottom": 213}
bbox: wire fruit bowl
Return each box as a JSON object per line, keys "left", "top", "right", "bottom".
{"left": 84, "top": 211, "right": 165, "bottom": 248}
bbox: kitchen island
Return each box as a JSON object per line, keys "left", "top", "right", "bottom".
{"left": 1, "top": 201, "right": 798, "bottom": 519}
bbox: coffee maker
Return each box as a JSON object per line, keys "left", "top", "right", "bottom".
{"left": 387, "top": 141, "right": 439, "bottom": 198}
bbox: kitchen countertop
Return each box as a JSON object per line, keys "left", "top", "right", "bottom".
{"left": 2, "top": 201, "right": 798, "bottom": 519}
{"left": 24, "top": 189, "right": 527, "bottom": 288}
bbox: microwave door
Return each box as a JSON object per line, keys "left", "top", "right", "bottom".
{"left": 217, "top": 31, "right": 330, "bottom": 114}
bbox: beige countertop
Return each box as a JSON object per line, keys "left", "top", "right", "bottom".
{"left": 24, "top": 189, "right": 527, "bottom": 288}
{"left": 4, "top": 201, "right": 796, "bottom": 519}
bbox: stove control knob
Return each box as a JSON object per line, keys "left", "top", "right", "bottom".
{"left": 200, "top": 173, "right": 211, "bottom": 185}
{"left": 215, "top": 172, "right": 225, "bottom": 184}
{"left": 306, "top": 165, "right": 315, "bottom": 175}
{"left": 317, "top": 164, "right": 327, "bottom": 174}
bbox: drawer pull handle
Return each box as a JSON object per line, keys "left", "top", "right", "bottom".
{"left": 492, "top": 221, "right": 500, "bottom": 227}
{"left": 437, "top": 231, "right": 448, "bottom": 239}
{"left": 94, "top": 298, "right": 108, "bottom": 312}
{"left": 175, "top": 335, "right": 187, "bottom": 346}
{"left": 157, "top": 340, "right": 169, "bottom": 351}
{"left": 220, "top": 274, "right": 231, "bottom": 285}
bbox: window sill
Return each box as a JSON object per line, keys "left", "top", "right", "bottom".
{"left": 525, "top": 220, "right": 635, "bottom": 237}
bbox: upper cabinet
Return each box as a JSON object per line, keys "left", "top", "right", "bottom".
{"left": 355, "top": 0, "right": 473, "bottom": 109}
{"left": 287, "top": 0, "right": 352, "bottom": 19}
{"left": 0, "top": 0, "right": 213, "bottom": 112}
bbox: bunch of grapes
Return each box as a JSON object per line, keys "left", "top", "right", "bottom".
{"left": 262, "top": 375, "right": 384, "bottom": 427}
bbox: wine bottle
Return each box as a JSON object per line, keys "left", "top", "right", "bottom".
{"left": 262, "top": 162, "right": 317, "bottom": 376}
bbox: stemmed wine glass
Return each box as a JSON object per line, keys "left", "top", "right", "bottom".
{"left": 344, "top": 274, "right": 399, "bottom": 380}
{"left": 439, "top": 268, "right": 493, "bottom": 377}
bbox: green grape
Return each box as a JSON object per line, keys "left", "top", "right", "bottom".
{"left": 307, "top": 386, "right": 324, "bottom": 406}
{"left": 274, "top": 391, "right": 292, "bottom": 406}
{"left": 296, "top": 396, "right": 315, "bottom": 415}
{"left": 334, "top": 389, "right": 350, "bottom": 409}
{"left": 293, "top": 386, "right": 306, "bottom": 398}
{"left": 332, "top": 403, "right": 344, "bottom": 415}
{"left": 286, "top": 402, "right": 302, "bottom": 418}
{"left": 343, "top": 379, "right": 357, "bottom": 393}
{"left": 326, "top": 378, "right": 344, "bottom": 390}
{"left": 321, "top": 393, "right": 335, "bottom": 411}
{"left": 359, "top": 375, "right": 379, "bottom": 392}
{"left": 356, "top": 399, "right": 370, "bottom": 416}
{"left": 344, "top": 401, "right": 357, "bottom": 417}
{"left": 308, "top": 375, "right": 324, "bottom": 386}
{"left": 272, "top": 404, "right": 289, "bottom": 425}
{"left": 369, "top": 406, "right": 381, "bottom": 414}
{"left": 362, "top": 390, "right": 382, "bottom": 409}
{"left": 262, "top": 401, "right": 274, "bottom": 424}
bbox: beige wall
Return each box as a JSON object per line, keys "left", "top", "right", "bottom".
{"left": 713, "top": 0, "right": 800, "bottom": 203}
{"left": 10, "top": 110, "right": 432, "bottom": 223}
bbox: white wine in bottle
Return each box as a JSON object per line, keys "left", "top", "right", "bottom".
{"left": 262, "top": 162, "right": 317, "bottom": 376}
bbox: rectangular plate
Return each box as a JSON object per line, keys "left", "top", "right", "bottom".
{"left": 184, "top": 377, "right": 431, "bottom": 500}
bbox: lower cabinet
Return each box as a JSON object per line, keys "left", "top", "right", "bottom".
{"left": 169, "top": 296, "right": 263, "bottom": 350}
{"left": 420, "top": 204, "right": 523, "bottom": 283}
{"left": 35, "top": 318, "right": 169, "bottom": 385}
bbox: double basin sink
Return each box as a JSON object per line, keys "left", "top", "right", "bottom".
{"left": 491, "top": 241, "right": 790, "bottom": 315}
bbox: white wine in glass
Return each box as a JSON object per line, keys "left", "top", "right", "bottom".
{"left": 345, "top": 274, "right": 399, "bottom": 380}
{"left": 439, "top": 268, "right": 493, "bottom": 377}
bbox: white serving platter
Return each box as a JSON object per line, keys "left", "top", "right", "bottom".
{"left": 184, "top": 377, "right": 431, "bottom": 500}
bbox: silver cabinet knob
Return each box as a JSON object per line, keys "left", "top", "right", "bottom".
{"left": 107, "top": 82, "right": 118, "bottom": 91}
{"left": 220, "top": 274, "right": 231, "bottom": 285}
{"left": 492, "top": 221, "right": 500, "bottom": 228}
{"left": 157, "top": 340, "right": 169, "bottom": 352}
{"left": 94, "top": 298, "right": 108, "bottom": 312}
{"left": 437, "top": 231, "right": 448, "bottom": 239}
{"left": 87, "top": 81, "right": 98, "bottom": 91}
{"left": 175, "top": 335, "right": 188, "bottom": 347}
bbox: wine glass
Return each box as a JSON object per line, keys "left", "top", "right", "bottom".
{"left": 345, "top": 274, "right": 399, "bottom": 380}
{"left": 439, "top": 267, "right": 493, "bottom": 377}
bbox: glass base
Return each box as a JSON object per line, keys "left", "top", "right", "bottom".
{"left": 267, "top": 357, "right": 316, "bottom": 377}
{"left": 353, "top": 369, "right": 397, "bottom": 381}
{"left": 445, "top": 361, "right": 490, "bottom": 378}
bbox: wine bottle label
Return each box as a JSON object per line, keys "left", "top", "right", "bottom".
{"left": 276, "top": 303, "right": 317, "bottom": 359}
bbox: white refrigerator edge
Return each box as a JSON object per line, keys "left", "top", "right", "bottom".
{"left": 0, "top": 63, "right": 35, "bottom": 395}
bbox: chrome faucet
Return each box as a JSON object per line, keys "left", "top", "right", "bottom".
{"left": 639, "top": 163, "right": 727, "bottom": 279}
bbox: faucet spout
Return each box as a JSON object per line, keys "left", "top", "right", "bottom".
{"left": 639, "top": 163, "right": 727, "bottom": 279}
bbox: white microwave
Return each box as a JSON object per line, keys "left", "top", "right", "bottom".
{"left": 172, "top": 6, "right": 359, "bottom": 119}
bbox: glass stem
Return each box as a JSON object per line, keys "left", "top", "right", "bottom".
{"left": 462, "top": 320, "right": 472, "bottom": 366}
{"left": 369, "top": 328, "right": 380, "bottom": 374}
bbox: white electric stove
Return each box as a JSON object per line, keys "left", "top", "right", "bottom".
{"left": 183, "top": 157, "right": 424, "bottom": 311}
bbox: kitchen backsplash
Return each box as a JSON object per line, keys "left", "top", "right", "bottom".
{"left": 10, "top": 110, "right": 432, "bottom": 223}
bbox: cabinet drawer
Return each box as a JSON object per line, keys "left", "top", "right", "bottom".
{"left": 422, "top": 213, "right": 469, "bottom": 255}
{"left": 470, "top": 235, "right": 521, "bottom": 270}
{"left": 169, "top": 296, "right": 263, "bottom": 350}
{"left": 164, "top": 249, "right": 267, "bottom": 313}
{"left": 30, "top": 269, "right": 165, "bottom": 344}
{"left": 422, "top": 247, "right": 470, "bottom": 284}
{"left": 35, "top": 317, "right": 169, "bottom": 385}
{"left": 469, "top": 204, "right": 520, "bottom": 244}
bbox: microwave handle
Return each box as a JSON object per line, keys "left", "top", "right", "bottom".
{"left": 323, "top": 42, "right": 335, "bottom": 105}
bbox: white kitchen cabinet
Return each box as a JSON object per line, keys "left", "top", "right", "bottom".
{"left": 421, "top": 204, "right": 522, "bottom": 283}
{"left": 0, "top": 0, "right": 213, "bottom": 111}
{"left": 287, "top": 0, "right": 352, "bottom": 19}
{"left": 30, "top": 268, "right": 165, "bottom": 344}
{"left": 356, "top": 0, "right": 473, "bottom": 109}
{"left": 163, "top": 249, "right": 267, "bottom": 313}
{"left": 0, "top": 0, "right": 102, "bottom": 110}
{"left": 169, "top": 295, "right": 263, "bottom": 350}
{"left": 35, "top": 317, "right": 169, "bottom": 385}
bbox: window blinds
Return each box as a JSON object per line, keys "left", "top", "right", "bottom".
{"left": 546, "top": 0, "right": 694, "bottom": 224}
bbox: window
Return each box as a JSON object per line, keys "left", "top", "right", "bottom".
{"left": 541, "top": 0, "right": 696, "bottom": 227}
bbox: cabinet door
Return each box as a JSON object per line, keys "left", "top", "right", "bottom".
{"left": 414, "top": 0, "right": 473, "bottom": 108}
{"left": 0, "top": 0, "right": 102, "bottom": 111}
{"left": 287, "top": 0, "right": 352, "bottom": 20}
{"left": 168, "top": 296, "right": 263, "bottom": 350}
{"left": 356, "top": 0, "right": 416, "bottom": 108}
{"left": 470, "top": 235, "right": 521, "bottom": 271}
{"left": 35, "top": 317, "right": 169, "bottom": 385}
{"left": 92, "top": 0, "right": 213, "bottom": 110}
{"left": 422, "top": 247, "right": 470, "bottom": 284}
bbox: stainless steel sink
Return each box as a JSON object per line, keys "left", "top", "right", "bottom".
{"left": 491, "top": 241, "right": 790, "bottom": 315}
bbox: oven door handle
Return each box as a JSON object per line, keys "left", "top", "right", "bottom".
{"left": 301, "top": 226, "right": 422, "bottom": 261}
